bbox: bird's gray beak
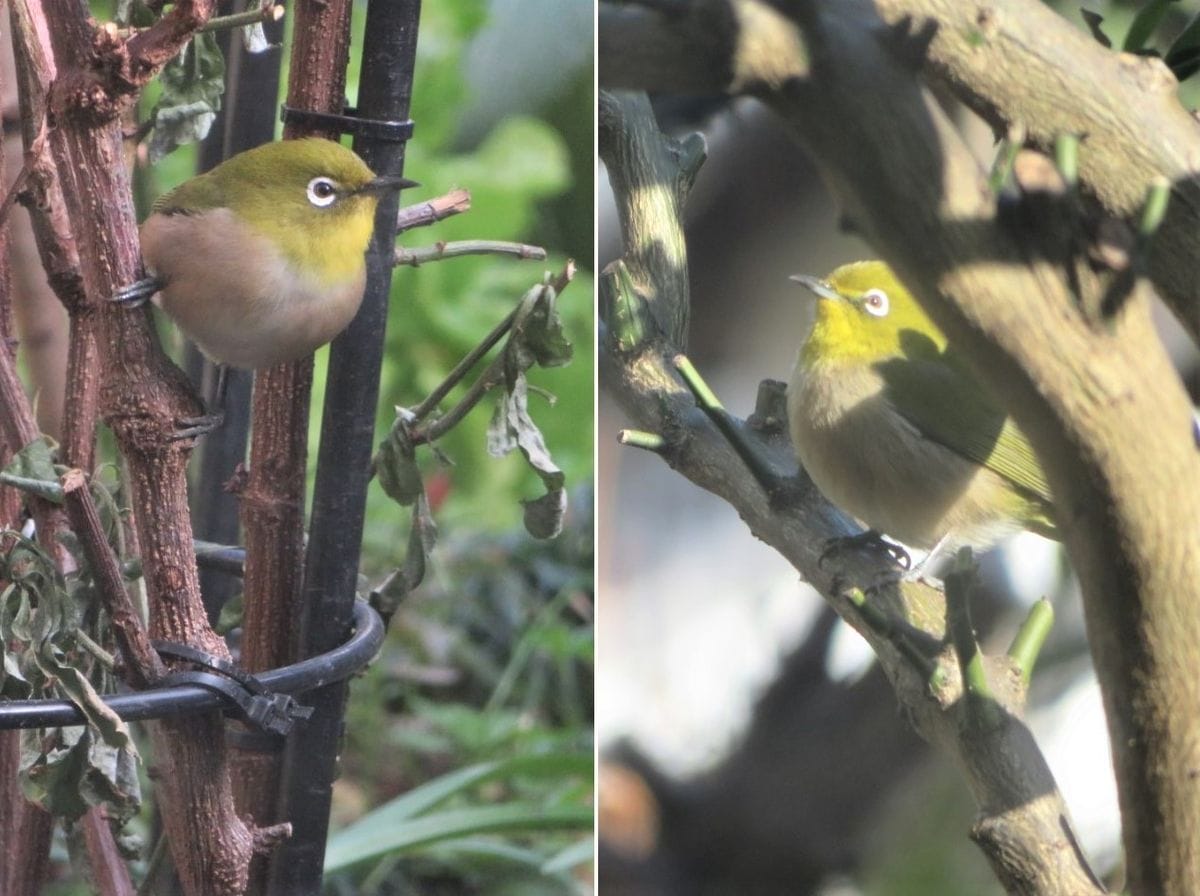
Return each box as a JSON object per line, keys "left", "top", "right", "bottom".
{"left": 360, "top": 174, "right": 420, "bottom": 195}
{"left": 789, "top": 274, "right": 840, "bottom": 301}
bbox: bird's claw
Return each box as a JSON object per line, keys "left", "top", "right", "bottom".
{"left": 170, "top": 411, "right": 225, "bottom": 441}
{"left": 112, "top": 276, "right": 164, "bottom": 307}
{"left": 819, "top": 530, "right": 911, "bottom": 571}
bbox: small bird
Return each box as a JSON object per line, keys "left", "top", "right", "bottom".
{"left": 787, "top": 260, "right": 1056, "bottom": 553}
{"left": 117, "top": 138, "right": 414, "bottom": 369}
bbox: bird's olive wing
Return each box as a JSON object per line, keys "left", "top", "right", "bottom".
{"left": 151, "top": 170, "right": 226, "bottom": 216}
{"left": 876, "top": 352, "right": 1052, "bottom": 502}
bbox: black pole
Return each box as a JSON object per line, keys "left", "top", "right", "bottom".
{"left": 266, "top": 3, "right": 421, "bottom": 892}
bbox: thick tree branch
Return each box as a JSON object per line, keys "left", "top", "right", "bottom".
{"left": 869, "top": 0, "right": 1200, "bottom": 339}
{"left": 601, "top": 0, "right": 1200, "bottom": 340}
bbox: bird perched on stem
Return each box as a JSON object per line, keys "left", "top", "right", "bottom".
{"left": 787, "top": 260, "right": 1057, "bottom": 555}
{"left": 116, "top": 137, "right": 415, "bottom": 369}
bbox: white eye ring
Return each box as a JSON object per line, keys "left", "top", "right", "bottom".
{"left": 307, "top": 177, "right": 339, "bottom": 207}
{"left": 862, "top": 288, "right": 889, "bottom": 317}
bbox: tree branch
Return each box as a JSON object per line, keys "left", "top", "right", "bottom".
{"left": 48, "top": 0, "right": 217, "bottom": 124}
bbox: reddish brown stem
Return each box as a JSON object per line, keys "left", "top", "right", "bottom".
{"left": 61, "top": 468, "right": 166, "bottom": 688}
{"left": 232, "top": 1, "right": 358, "bottom": 885}
{"left": 80, "top": 807, "right": 136, "bottom": 896}
{"left": 0, "top": 733, "right": 53, "bottom": 896}
{"left": 395, "top": 187, "right": 471, "bottom": 232}
{"left": 0, "top": 27, "right": 63, "bottom": 890}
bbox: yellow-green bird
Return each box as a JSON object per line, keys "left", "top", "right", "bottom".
{"left": 121, "top": 137, "right": 414, "bottom": 369}
{"left": 787, "top": 260, "right": 1057, "bottom": 552}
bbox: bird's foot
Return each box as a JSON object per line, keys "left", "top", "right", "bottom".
{"left": 901, "top": 533, "right": 954, "bottom": 586}
{"left": 111, "top": 276, "right": 164, "bottom": 307}
{"left": 170, "top": 410, "right": 225, "bottom": 442}
{"left": 820, "top": 529, "right": 911, "bottom": 571}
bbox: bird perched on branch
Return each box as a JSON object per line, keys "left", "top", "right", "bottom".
{"left": 116, "top": 137, "right": 415, "bottom": 369}
{"left": 787, "top": 260, "right": 1057, "bottom": 556}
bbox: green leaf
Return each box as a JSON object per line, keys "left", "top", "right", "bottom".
{"left": 1166, "top": 11, "right": 1200, "bottom": 79}
{"left": 325, "top": 750, "right": 592, "bottom": 872}
{"left": 371, "top": 492, "right": 439, "bottom": 619}
{"left": 488, "top": 380, "right": 566, "bottom": 539}
{"left": 0, "top": 437, "right": 63, "bottom": 503}
{"left": 521, "top": 286, "right": 573, "bottom": 368}
{"left": 326, "top": 803, "right": 592, "bottom": 871}
{"left": 1124, "top": 0, "right": 1179, "bottom": 52}
{"left": 21, "top": 726, "right": 141, "bottom": 824}
{"left": 147, "top": 33, "right": 225, "bottom": 161}
{"left": 541, "top": 836, "right": 594, "bottom": 875}
{"left": 375, "top": 412, "right": 425, "bottom": 507}
{"left": 34, "top": 643, "right": 137, "bottom": 756}
{"left": 1, "top": 648, "right": 31, "bottom": 698}
{"left": 332, "top": 751, "right": 589, "bottom": 832}
{"left": 522, "top": 488, "right": 566, "bottom": 540}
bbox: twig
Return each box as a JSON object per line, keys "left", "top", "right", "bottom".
{"left": 842, "top": 587, "right": 938, "bottom": 681}
{"left": 199, "top": 3, "right": 283, "bottom": 33}
{"left": 60, "top": 468, "right": 166, "bottom": 689}
{"left": 408, "top": 307, "right": 518, "bottom": 425}
{"left": 393, "top": 239, "right": 547, "bottom": 267}
{"left": 396, "top": 189, "right": 471, "bottom": 232}
{"left": 944, "top": 549, "right": 1005, "bottom": 732}
{"left": 672, "top": 353, "right": 781, "bottom": 496}
{"left": 617, "top": 429, "right": 667, "bottom": 453}
{"left": 73, "top": 629, "right": 116, "bottom": 669}
{"left": 410, "top": 262, "right": 576, "bottom": 445}
{"left": 112, "top": 3, "right": 284, "bottom": 38}
{"left": 412, "top": 350, "right": 507, "bottom": 445}
{"left": 408, "top": 260, "right": 575, "bottom": 426}
{"left": 1008, "top": 598, "right": 1054, "bottom": 687}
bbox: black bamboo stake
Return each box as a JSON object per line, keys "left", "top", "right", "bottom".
{"left": 266, "top": 2, "right": 421, "bottom": 892}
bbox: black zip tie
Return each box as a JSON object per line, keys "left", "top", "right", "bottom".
{"left": 280, "top": 105, "right": 415, "bottom": 143}
{"left": 0, "top": 598, "right": 382, "bottom": 731}
{"left": 153, "top": 640, "right": 314, "bottom": 736}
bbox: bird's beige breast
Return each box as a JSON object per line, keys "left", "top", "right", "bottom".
{"left": 140, "top": 208, "right": 367, "bottom": 369}
{"left": 787, "top": 359, "right": 1025, "bottom": 549}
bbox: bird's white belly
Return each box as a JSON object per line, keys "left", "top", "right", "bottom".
{"left": 141, "top": 208, "right": 366, "bottom": 369}
{"left": 787, "top": 360, "right": 1020, "bottom": 549}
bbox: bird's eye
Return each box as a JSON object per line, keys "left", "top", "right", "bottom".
{"left": 306, "top": 177, "right": 339, "bottom": 207}
{"left": 862, "top": 288, "right": 889, "bottom": 317}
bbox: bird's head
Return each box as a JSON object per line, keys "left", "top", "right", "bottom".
{"left": 792, "top": 260, "right": 946, "bottom": 369}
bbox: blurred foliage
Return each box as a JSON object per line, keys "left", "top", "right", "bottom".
{"left": 1053, "top": 0, "right": 1200, "bottom": 97}
{"left": 331, "top": 485, "right": 593, "bottom": 894}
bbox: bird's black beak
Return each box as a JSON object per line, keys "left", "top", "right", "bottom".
{"left": 790, "top": 274, "right": 840, "bottom": 302}
{"left": 359, "top": 174, "right": 420, "bottom": 196}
